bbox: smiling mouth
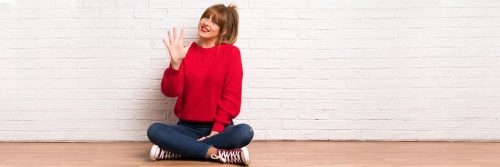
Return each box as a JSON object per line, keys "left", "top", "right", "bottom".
{"left": 201, "top": 26, "right": 209, "bottom": 32}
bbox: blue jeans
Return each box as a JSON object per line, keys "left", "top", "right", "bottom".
{"left": 147, "top": 120, "right": 254, "bottom": 159}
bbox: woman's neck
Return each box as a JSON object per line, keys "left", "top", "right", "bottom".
{"left": 197, "top": 38, "right": 219, "bottom": 48}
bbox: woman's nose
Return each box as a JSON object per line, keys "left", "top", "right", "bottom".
{"left": 203, "top": 18, "right": 213, "bottom": 26}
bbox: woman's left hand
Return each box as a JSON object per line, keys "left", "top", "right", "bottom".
{"left": 197, "top": 131, "right": 219, "bottom": 141}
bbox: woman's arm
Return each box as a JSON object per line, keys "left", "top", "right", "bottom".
{"left": 160, "top": 27, "right": 192, "bottom": 97}
{"left": 160, "top": 62, "right": 184, "bottom": 97}
{"left": 212, "top": 47, "right": 243, "bottom": 132}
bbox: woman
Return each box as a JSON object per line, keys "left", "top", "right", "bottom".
{"left": 146, "top": 4, "right": 253, "bottom": 165}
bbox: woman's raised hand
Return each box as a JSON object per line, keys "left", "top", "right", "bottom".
{"left": 163, "top": 27, "right": 193, "bottom": 70}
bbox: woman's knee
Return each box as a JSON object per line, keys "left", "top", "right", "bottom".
{"left": 147, "top": 123, "right": 164, "bottom": 140}
{"left": 235, "top": 123, "right": 254, "bottom": 144}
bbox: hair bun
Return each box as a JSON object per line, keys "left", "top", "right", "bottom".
{"left": 228, "top": 3, "right": 238, "bottom": 10}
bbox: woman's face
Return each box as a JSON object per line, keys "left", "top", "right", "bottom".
{"left": 198, "top": 16, "right": 221, "bottom": 41}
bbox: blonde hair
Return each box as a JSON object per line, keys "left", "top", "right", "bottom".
{"left": 200, "top": 3, "right": 239, "bottom": 44}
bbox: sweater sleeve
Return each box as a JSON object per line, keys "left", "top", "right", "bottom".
{"left": 212, "top": 47, "right": 243, "bottom": 132}
{"left": 160, "top": 62, "right": 185, "bottom": 97}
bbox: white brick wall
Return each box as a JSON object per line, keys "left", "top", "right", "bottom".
{"left": 1, "top": 0, "right": 500, "bottom": 141}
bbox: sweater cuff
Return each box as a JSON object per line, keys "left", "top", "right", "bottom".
{"left": 212, "top": 122, "right": 225, "bottom": 132}
{"left": 166, "top": 66, "right": 179, "bottom": 73}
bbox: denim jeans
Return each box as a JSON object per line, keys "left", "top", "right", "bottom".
{"left": 147, "top": 120, "right": 254, "bottom": 159}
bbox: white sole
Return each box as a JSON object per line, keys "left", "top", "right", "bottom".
{"left": 241, "top": 147, "right": 250, "bottom": 165}
{"left": 150, "top": 145, "right": 159, "bottom": 161}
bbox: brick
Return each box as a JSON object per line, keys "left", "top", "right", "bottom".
{"left": 149, "top": 0, "right": 181, "bottom": 8}
{"left": 100, "top": 9, "right": 133, "bottom": 18}
{"left": 83, "top": 0, "right": 115, "bottom": 8}
{"left": 133, "top": 9, "right": 167, "bottom": 19}
{"left": 116, "top": 0, "right": 147, "bottom": 8}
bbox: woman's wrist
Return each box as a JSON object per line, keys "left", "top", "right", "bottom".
{"left": 170, "top": 60, "right": 182, "bottom": 70}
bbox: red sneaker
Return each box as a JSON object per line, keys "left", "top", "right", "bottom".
{"left": 210, "top": 147, "right": 250, "bottom": 165}
{"left": 149, "top": 145, "right": 182, "bottom": 161}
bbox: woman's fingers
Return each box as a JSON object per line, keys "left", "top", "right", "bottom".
{"left": 196, "top": 134, "right": 215, "bottom": 141}
{"left": 168, "top": 29, "right": 174, "bottom": 44}
{"left": 162, "top": 38, "right": 170, "bottom": 48}
{"left": 172, "top": 27, "right": 177, "bottom": 42}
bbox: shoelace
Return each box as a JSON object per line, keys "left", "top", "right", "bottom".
{"left": 158, "top": 148, "right": 181, "bottom": 160}
{"left": 211, "top": 149, "right": 243, "bottom": 164}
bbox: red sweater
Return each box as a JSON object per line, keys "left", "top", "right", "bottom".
{"left": 160, "top": 42, "right": 243, "bottom": 132}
